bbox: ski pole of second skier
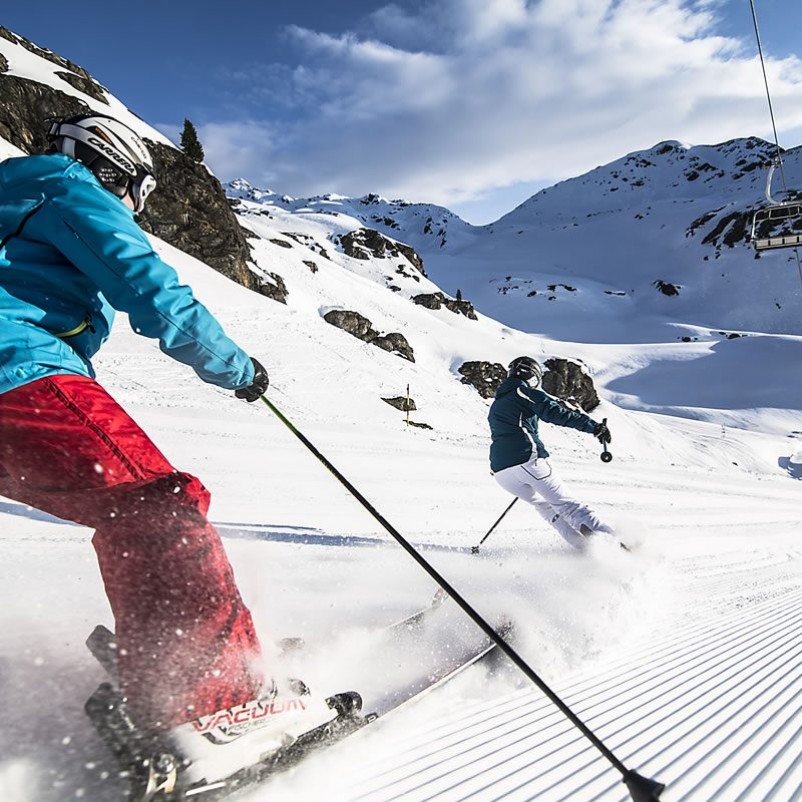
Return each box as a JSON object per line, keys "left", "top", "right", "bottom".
{"left": 257, "top": 394, "right": 665, "bottom": 802}
{"left": 471, "top": 497, "right": 518, "bottom": 553}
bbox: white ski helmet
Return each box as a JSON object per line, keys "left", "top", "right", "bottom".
{"left": 47, "top": 113, "right": 156, "bottom": 212}
{"left": 508, "top": 356, "right": 542, "bottom": 386}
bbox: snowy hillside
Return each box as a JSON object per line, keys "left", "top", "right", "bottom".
{"left": 2, "top": 24, "right": 802, "bottom": 802}
{"left": 444, "top": 139, "right": 802, "bottom": 340}
{"left": 234, "top": 138, "right": 802, "bottom": 339}
{"left": 228, "top": 141, "right": 802, "bottom": 444}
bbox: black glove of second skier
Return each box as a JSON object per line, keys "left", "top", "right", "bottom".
{"left": 593, "top": 421, "right": 612, "bottom": 445}
{"left": 235, "top": 358, "right": 269, "bottom": 402}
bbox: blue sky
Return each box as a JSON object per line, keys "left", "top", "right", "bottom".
{"left": 5, "top": 1, "right": 802, "bottom": 223}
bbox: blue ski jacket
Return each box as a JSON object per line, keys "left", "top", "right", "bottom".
{"left": 488, "top": 377, "right": 597, "bottom": 472}
{"left": 0, "top": 153, "right": 254, "bottom": 395}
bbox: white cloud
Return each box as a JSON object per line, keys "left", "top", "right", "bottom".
{"left": 203, "top": 0, "right": 802, "bottom": 211}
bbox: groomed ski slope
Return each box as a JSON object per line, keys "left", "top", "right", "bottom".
{"left": 0, "top": 238, "right": 801, "bottom": 802}
{"left": 246, "top": 441, "right": 802, "bottom": 802}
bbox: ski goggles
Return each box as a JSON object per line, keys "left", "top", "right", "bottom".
{"left": 92, "top": 163, "right": 156, "bottom": 213}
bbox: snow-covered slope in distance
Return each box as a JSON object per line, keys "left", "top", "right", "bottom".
{"left": 450, "top": 138, "right": 802, "bottom": 340}
{"left": 232, "top": 137, "right": 802, "bottom": 338}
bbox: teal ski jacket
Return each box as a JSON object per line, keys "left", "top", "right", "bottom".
{"left": 488, "top": 377, "right": 597, "bottom": 472}
{"left": 0, "top": 153, "right": 254, "bottom": 395}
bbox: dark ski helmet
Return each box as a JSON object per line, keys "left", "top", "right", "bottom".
{"left": 47, "top": 114, "right": 156, "bottom": 212}
{"left": 508, "top": 356, "right": 542, "bottom": 386}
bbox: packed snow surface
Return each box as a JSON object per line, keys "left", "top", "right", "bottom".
{"left": 0, "top": 231, "right": 800, "bottom": 802}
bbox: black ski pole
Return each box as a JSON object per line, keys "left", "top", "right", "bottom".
{"left": 258, "top": 395, "right": 665, "bottom": 802}
{"left": 600, "top": 417, "right": 613, "bottom": 463}
{"left": 471, "top": 497, "right": 518, "bottom": 554}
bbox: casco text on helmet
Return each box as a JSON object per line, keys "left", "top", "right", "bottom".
{"left": 47, "top": 114, "right": 157, "bottom": 213}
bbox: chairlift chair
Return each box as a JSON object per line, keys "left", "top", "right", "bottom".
{"left": 750, "top": 159, "right": 802, "bottom": 251}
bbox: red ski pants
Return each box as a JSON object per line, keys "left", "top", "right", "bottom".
{"left": 0, "top": 375, "right": 263, "bottom": 730}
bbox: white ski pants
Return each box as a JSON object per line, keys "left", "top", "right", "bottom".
{"left": 492, "top": 457, "right": 612, "bottom": 548}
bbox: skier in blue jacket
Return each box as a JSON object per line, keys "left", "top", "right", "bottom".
{"left": 489, "top": 356, "right": 614, "bottom": 548}
{"left": 0, "top": 114, "right": 337, "bottom": 784}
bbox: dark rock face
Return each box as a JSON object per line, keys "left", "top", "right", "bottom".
{"left": 323, "top": 310, "right": 415, "bottom": 362}
{"left": 137, "top": 143, "right": 257, "bottom": 290}
{"left": 382, "top": 396, "right": 417, "bottom": 412}
{"left": 443, "top": 297, "right": 478, "bottom": 319}
{"left": 411, "top": 291, "right": 477, "bottom": 320}
{"left": 373, "top": 332, "right": 415, "bottom": 361}
{"left": 253, "top": 271, "right": 288, "bottom": 305}
{"left": 0, "top": 74, "right": 87, "bottom": 153}
{"left": 458, "top": 361, "right": 507, "bottom": 399}
{"left": 0, "top": 29, "right": 263, "bottom": 299}
{"left": 700, "top": 211, "right": 750, "bottom": 248}
{"left": 339, "top": 228, "right": 427, "bottom": 277}
{"left": 323, "top": 310, "right": 375, "bottom": 340}
{"left": 54, "top": 70, "right": 108, "bottom": 104}
{"left": 412, "top": 293, "right": 442, "bottom": 310}
{"left": 458, "top": 358, "right": 600, "bottom": 411}
{"left": 654, "top": 280, "right": 680, "bottom": 296}
{"left": 394, "top": 240, "right": 426, "bottom": 276}
{"left": 542, "top": 358, "right": 600, "bottom": 412}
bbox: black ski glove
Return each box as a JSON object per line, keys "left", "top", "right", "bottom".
{"left": 593, "top": 421, "right": 611, "bottom": 445}
{"left": 235, "top": 358, "right": 269, "bottom": 402}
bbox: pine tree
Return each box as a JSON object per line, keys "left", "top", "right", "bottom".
{"left": 456, "top": 288, "right": 463, "bottom": 301}
{"left": 180, "top": 118, "right": 204, "bottom": 163}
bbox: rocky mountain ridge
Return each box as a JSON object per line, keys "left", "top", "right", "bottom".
{"left": 226, "top": 179, "right": 475, "bottom": 253}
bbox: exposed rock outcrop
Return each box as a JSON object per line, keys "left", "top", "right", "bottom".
{"left": 654, "top": 280, "right": 680, "bottom": 296}
{"left": 338, "top": 228, "right": 427, "bottom": 277}
{"left": 323, "top": 310, "right": 415, "bottom": 362}
{"left": 138, "top": 143, "right": 258, "bottom": 290}
{"left": 542, "top": 358, "right": 600, "bottom": 412}
{"left": 458, "top": 361, "right": 507, "bottom": 399}
{"left": 253, "top": 271, "right": 288, "bottom": 305}
{"left": 458, "top": 357, "right": 600, "bottom": 411}
{"left": 382, "top": 396, "right": 416, "bottom": 412}
{"left": 411, "top": 292, "right": 478, "bottom": 320}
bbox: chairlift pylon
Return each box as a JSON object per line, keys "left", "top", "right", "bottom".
{"left": 750, "top": 158, "right": 802, "bottom": 251}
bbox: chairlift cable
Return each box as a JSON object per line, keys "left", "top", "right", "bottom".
{"left": 748, "top": 0, "right": 786, "bottom": 188}
{"left": 748, "top": 0, "right": 802, "bottom": 284}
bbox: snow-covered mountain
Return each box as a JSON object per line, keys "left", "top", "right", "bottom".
{"left": 217, "top": 139, "right": 802, "bottom": 440}
{"left": 464, "top": 137, "right": 802, "bottom": 338}
{"left": 226, "top": 179, "right": 475, "bottom": 253}
{"left": 3, "top": 25, "right": 802, "bottom": 802}
{"left": 228, "top": 137, "right": 802, "bottom": 341}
